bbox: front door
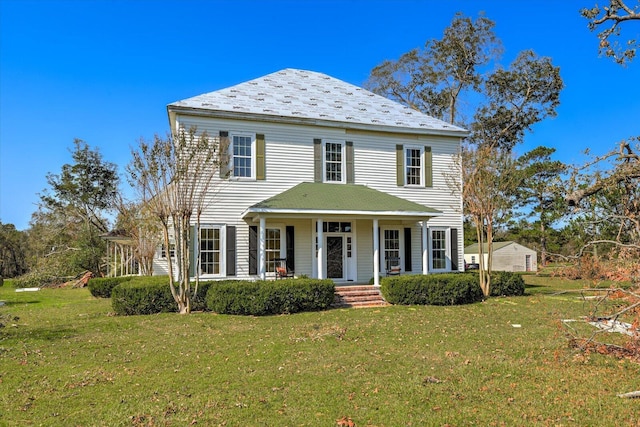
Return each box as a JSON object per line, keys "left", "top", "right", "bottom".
{"left": 326, "top": 236, "right": 344, "bottom": 279}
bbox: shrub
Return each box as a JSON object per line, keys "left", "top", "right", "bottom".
{"left": 88, "top": 277, "right": 132, "bottom": 298}
{"left": 111, "top": 277, "right": 177, "bottom": 315}
{"left": 490, "top": 271, "right": 525, "bottom": 297}
{"left": 191, "top": 281, "right": 215, "bottom": 312}
{"left": 381, "top": 273, "right": 483, "bottom": 306}
{"left": 0, "top": 277, "right": 3, "bottom": 287}
{"left": 206, "top": 278, "right": 335, "bottom": 315}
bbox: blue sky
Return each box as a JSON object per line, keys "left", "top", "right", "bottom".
{"left": 1, "top": 0, "right": 638, "bottom": 230}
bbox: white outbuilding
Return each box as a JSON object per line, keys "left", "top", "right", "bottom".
{"left": 464, "top": 241, "right": 537, "bottom": 272}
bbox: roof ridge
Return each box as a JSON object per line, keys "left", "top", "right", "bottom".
{"left": 168, "top": 69, "right": 468, "bottom": 135}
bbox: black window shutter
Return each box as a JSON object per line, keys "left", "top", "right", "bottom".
{"left": 249, "top": 226, "right": 257, "bottom": 275}
{"left": 450, "top": 228, "right": 459, "bottom": 271}
{"left": 256, "top": 133, "right": 265, "bottom": 180}
{"left": 189, "top": 226, "right": 197, "bottom": 278}
{"left": 226, "top": 226, "right": 236, "bottom": 276}
{"left": 286, "top": 226, "right": 295, "bottom": 272}
{"left": 314, "top": 139, "right": 322, "bottom": 182}
{"left": 219, "top": 131, "right": 230, "bottom": 178}
{"left": 346, "top": 141, "right": 354, "bottom": 184}
{"left": 404, "top": 227, "right": 412, "bottom": 272}
{"left": 424, "top": 146, "right": 433, "bottom": 187}
{"left": 396, "top": 144, "right": 404, "bottom": 186}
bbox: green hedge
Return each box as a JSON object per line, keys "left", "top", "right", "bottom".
{"left": 490, "top": 271, "right": 525, "bottom": 296}
{"left": 381, "top": 273, "right": 483, "bottom": 306}
{"left": 111, "top": 278, "right": 177, "bottom": 315}
{"left": 88, "top": 277, "right": 132, "bottom": 298}
{"left": 110, "top": 277, "right": 224, "bottom": 315}
{"left": 206, "top": 278, "right": 335, "bottom": 315}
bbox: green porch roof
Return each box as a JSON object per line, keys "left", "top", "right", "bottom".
{"left": 242, "top": 182, "right": 441, "bottom": 219}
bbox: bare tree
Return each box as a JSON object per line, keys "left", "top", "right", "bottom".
{"left": 581, "top": 0, "right": 640, "bottom": 64}
{"left": 127, "top": 127, "right": 219, "bottom": 314}
{"left": 460, "top": 145, "right": 519, "bottom": 296}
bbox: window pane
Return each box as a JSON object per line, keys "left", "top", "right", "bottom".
{"left": 200, "top": 227, "right": 220, "bottom": 275}
{"left": 265, "top": 228, "right": 281, "bottom": 272}
{"left": 384, "top": 229, "right": 400, "bottom": 261}
{"left": 324, "top": 142, "right": 343, "bottom": 182}
{"left": 233, "top": 135, "right": 252, "bottom": 177}
{"left": 431, "top": 230, "right": 446, "bottom": 270}
{"left": 405, "top": 148, "right": 422, "bottom": 186}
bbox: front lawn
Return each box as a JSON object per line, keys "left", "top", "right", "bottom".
{"left": 0, "top": 277, "right": 638, "bottom": 426}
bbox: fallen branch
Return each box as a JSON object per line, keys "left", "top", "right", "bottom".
{"left": 617, "top": 391, "right": 640, "bottom": 399}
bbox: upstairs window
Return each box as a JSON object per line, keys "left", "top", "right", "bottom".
{"left": 396, "top": 144, "right": 432, "bottom": 187}
{"left": 232, "top": 134, "right": 254, "bottom": 178}
{"left": 324, "top": 141, "right": 344, "bottom": 183}
{"left": 405, "top": 146, "right": 423, "bottom": 186}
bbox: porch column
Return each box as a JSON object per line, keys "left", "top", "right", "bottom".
{"left": 422, "top": 221, "right": 429, "bottom": 275}
{"left": 259, "top": 217, "right": 266, "bottom": 280}
{"left": 106, "top": 241, "right": 111, "bottom": 277}
{"left": 317, "top": 219, "right": 324, "bottom": 279}
{"left": 373, "top": 218, "right": 380, "bottom": 287}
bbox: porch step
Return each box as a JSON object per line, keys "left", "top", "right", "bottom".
{"left": 333, "top": 285, "right": 389, "bottom": 308}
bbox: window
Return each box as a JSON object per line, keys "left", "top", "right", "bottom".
{"left": 405, "top": 146, "right": 423, "bottom": 186}
{"left": 160, "top": 242, "right": 175, "bottom": 259}
{"left": 384, "top": 229, "right": 400, "bottom": 262}
{"left": 232, "top": 134, "right": 254, "bottom": 178}
{"left": 265, "top": 228, "right": 281, "bottom": 273}
{"left": 200, "top": 227, "right": 221, "bottom": 275}
{"left": 324, "top": 141, "right": 344, "bottom": 183}
{"left": 431, "top": 229, "right": 447, "bottom": 271}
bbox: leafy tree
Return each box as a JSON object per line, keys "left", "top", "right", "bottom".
{"left": 41, "top": 139, "right": 118, "bottom": 233}
{"left": 36, "top": 140, "right": 119, "bottom": 276}
{"left": 581, "top": 0, "right": 640, "bottom": 65}
{"left": 516, "top": 146, "right": 567, "bottom": 266}
{"left": 376, "top": 13, "right": 564, "bottom": 296}
{"left": 0, "top": 222, "right": 28, "bottom": 278}
{"left": 366, "top": 13, "right": 502, "bottom": 125}
{"left": 127, "top": 127, "right": 219, "bottom": 314}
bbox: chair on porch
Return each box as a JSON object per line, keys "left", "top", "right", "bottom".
{"left": 385, "top": 257, "right": 401, "bottom": 276}
{"left": 275, "top": 258, "right": 294, "bottom": 279}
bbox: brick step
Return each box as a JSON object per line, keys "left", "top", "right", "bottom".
{"left": 333, "top": 285, "right": 389, "bottom": 308}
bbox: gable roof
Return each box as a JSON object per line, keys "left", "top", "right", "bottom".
{"left": 465, "top": 241, "right": 536, "bottom": 253}
{"left": 242, "top": 182, "right": 441, "bottom": 220}
{"left": 168, "top": 68, "right": 468, "bottom": 137}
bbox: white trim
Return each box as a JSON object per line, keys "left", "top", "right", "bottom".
{"left": 373, "top": 219, "right": 380, "bottom": 287}
{"left": 429, "top": 226, "right": 450, "bottom": 272}
{"left": 380, "top": 227, "right": 403, "bottom": 274}
{"left": 229, "top": 132, "right": 256, "bottom": 180}
{"left": 196, "top": 224, "right": 226, "bottom": 278}
{"left": 404, "top": 144, "right": 425, "bottom": 187}
{"left": 243, "top": 207, "right": 442, "bottom": 218}
{"left": 322, "top": 140, "right": 346, "bottom": 184}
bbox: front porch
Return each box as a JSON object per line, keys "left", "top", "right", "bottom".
{"left": 242, "top": 182, "right": 442, "bottom": 286}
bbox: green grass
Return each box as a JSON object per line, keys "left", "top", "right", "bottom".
{"left": 1, "top": 277, "right": 639, "bottom": 426}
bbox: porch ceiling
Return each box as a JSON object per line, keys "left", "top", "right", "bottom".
{"left": 242, "top": 182, "right": 442, "bottom": 220}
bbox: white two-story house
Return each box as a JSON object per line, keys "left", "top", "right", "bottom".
{"left": 155, "top": 68, "right": 468, "bottom": 286}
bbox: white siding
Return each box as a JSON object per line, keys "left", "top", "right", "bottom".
{"left": 154, "top": 113, "right": 464, "bottom": 280}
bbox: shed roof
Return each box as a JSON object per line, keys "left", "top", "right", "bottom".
{"left": 169, "top": 68, "right": 468, "bottom": 136}
{"left": 242, "top": 182, "right": 441, "bottom": 219}
{"left": 465, "top": 241, "right": 536, "bottom": 254}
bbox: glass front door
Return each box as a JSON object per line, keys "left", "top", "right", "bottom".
{"left": 326, "top": 236, "right": 344, "bottom": 279}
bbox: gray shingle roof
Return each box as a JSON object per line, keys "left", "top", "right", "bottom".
{"left": 169, "top": 68, "right": 468, "bottom": 135}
